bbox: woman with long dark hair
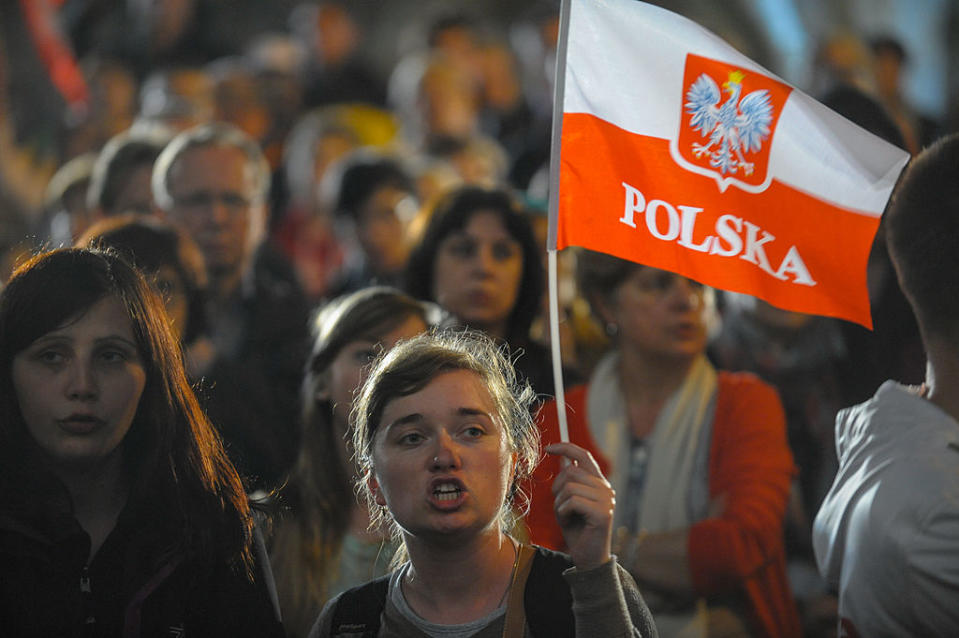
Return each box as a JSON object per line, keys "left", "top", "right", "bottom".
{"left": 269, "top": 287, "right": 435, "bottom": 637}
{"left": 0, "top": 248, "right": 283, "bottom": 636}
{"left": 404, "top": 185, "right": 566, "bottom": 397}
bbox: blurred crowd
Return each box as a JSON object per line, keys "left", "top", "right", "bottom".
{"left": 0, "top": 1, "right": 957, "bottom": 637}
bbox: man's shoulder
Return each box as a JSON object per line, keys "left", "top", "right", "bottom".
{"left": 816, "top": 381, "right": 959, "bottom": 555}
{"left": 825, "top": 382, "right": 959, "bottom": 552}
{"left": 836, "top": 381, "right": 959, "bottom": 460}
{"left": 252, "top": 244, "right": 306, "bottom": 300}
{"left": 247, "top": 243, "right": 310, "bottom": 331}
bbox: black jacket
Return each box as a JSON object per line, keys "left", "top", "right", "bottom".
{"left": 198, "top": 243, "right": 311, "bottom": 492}
{"left": 0, "top": 495, "right": 284, "bottom": 638}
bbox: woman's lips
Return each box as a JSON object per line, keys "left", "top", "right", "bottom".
{"left": 57, "top": 415, "right": 104, "bottom": 435}
{"left": 671, "top": 321, "right": 703, "bottom": 338}
{"left": 428, "top": 477, "right": 468, "bottom": 510}
{"left": 465, "top": 289, "right": 494, "bottom": 306}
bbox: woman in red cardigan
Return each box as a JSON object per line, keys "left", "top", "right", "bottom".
{"left": 525, "top": 250, "right": 800, "bottom": 638}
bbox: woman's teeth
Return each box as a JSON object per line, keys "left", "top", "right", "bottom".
{"left": 434, "top": 483, "right": 461, "bottom": 501}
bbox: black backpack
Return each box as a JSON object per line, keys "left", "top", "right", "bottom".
{"left": 328, "top": 546, "right": 576, "bottom": 637}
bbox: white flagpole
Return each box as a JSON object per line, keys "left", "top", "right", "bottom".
{"left": 546, "top": 251, "right": 569, "bottom": 443}
{"left": 546, "top": 0, "right": 573, "bottom": 444}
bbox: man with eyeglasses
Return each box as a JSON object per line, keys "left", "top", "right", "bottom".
{"left": 153, "top": 122, "right": 309, "bottom": 492}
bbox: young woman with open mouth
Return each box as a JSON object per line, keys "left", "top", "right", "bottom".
{"left": 309, "top": 330, "right": 656, "bottom": 637}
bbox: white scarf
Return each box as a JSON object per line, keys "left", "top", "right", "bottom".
{"left": 587, "top": 353, "right": 720, "bottom": 637}
{"left": 586, "top": 352, "right": 717, "bottom": 533}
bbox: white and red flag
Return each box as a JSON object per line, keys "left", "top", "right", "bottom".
{"left": 547, "top": 0, "right": 910, "bottom": 328}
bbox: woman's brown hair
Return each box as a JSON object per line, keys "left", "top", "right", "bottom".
{"left": 269, "top": 286, "right": 435, "bottom": 633}
{"left": 0, "top": 248, "right": 254, "bottom": 575}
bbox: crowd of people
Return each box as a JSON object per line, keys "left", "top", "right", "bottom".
{"left": 0, "top": 1, "right": 957, "bottom": 637}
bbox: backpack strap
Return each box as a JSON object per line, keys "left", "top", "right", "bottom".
{"left": 328, "top": 576, "right": 390, "bottom": 638}
{"left": 502, "top": 544, "right": 536, "bottom": 637}
{"left": 523, "top": 546, "right": 576, "bottom": 638}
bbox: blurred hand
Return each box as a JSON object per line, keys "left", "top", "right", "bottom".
{"left": 546, "top": 441, "right": 615, "bottom": 571}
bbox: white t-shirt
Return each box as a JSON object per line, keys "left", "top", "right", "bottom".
{"left": 813, "top": 381, "right": 959, "bottom": 637}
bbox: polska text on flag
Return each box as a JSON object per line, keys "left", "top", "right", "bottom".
{"left": 549, "top": 0, "right": 910, "bottom": 328}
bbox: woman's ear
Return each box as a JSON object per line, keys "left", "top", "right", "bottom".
{"left": 313, "top": 371, "right": 332, "bottom": 403}
{"left": 590, "top": 292, "right": 617, "bottom": 327}
{"left": 506, "top": 451, "right": 520, "bottom": 500}
{"left": 368, "top": 474, "right": 387, "bottom": 507}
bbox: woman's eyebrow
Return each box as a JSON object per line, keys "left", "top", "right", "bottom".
{"left": 384, "top": 413, "right": 424, "bottom": 432}
{"left": 384, "top": 407, "right": 492, "bottom": 431}
{"left": 457, "top": 407, "right": 492, "bottom": 419}
{"left": 95, "top": 335, "right": 137, "bottom": 346}
{"left": 27, "top": 334, "right": 67, "bottom": 346}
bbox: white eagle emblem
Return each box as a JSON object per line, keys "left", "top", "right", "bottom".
{"left": 684, "top": 70, "right": 773, "bottom": 176}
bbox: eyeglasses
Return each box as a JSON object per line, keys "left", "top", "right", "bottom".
{"left": 171, "top": 191, "right": 253, "bottom": 215}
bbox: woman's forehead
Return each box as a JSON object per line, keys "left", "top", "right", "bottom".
{"left": 463, "top": 209, "right": 513, "bottom": 235}
{"left": 32, "top": 292, "right": 114, "bottom": 335}
{"left": 33, "top": 295, "right": 135, "bottom": 344}
{"left": 378, "top": 369, "right": 496, "bottom": 427}
{"left": 334, "top": 313, "right": 427, "bottom": 358}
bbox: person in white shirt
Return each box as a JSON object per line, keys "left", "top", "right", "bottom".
{"left": 813, "top": 132, "right": 959, "bottom": 637}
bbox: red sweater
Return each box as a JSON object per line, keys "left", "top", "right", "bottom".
{"left": 524, "top": 371, "right": 801, "bottom": 638}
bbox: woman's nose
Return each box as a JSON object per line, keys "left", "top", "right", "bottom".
{"left": 430, "top": 431, "right": 461, "bottom": 470}
{"left": 66, "top": 361, "right": 98, "bottom": 401}
{"left": 471, "top": 246, "right": 496, "bottom": 275}
{"left": 669, "top": 278, "right": 702, "bottom": 309}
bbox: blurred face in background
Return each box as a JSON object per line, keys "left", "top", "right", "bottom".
{"left": 319, "top": 314, "right": 428, "bottom": 466}
{"left": 153, "top": 265, "right": 190, "bottom": 341}
{"left": 355, "top": 185, "right": 416, "bottom": 277}
{"left": 431, "top": 211, "right": 522, "bottom": 339}
{"left": 139, "top": 69, "right": 215, "bottom": 132}
{"left": 314, "top": 4, "right": 359, "bottom": 64}
{"left": 213, "top": 70, "right": 270, "bottom": 143}
{"left": 873, "top": 48, "right": 904, "bottom": 100}
{"left": 165, "top": 145, "right": 258, "bottom": 295}
{"left": 604, "top": 266, "right": 708, "bottom": 362}
{"left": 420, "top": 59, "right": 480, "bottom": 141}
{"left": 110, "top": 163, "right": 155, "bottom": 216}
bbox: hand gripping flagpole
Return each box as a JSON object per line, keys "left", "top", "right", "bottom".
{"left": 545, "top": 0, "right": 573, "bottom": 444}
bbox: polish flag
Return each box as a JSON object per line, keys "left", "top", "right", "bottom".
{"left": 548, "top": 0, "right": 910, "bottom": 328}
